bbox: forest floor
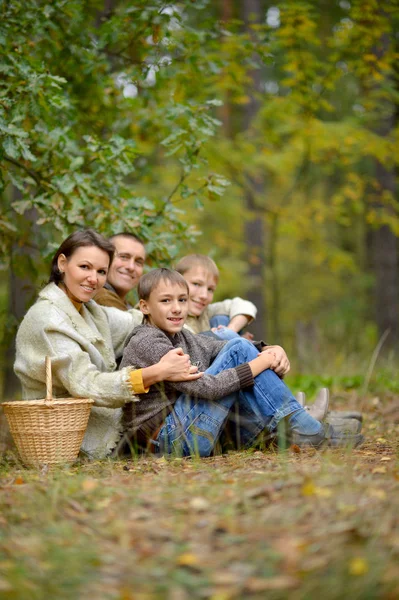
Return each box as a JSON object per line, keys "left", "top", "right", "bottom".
{"left": 1, "top": 392, "right": 399, "bottom": 600}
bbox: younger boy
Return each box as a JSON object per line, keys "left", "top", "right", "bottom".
{"left": 175, "top": 254, "right": 255, "bottom": 337}
{"left": 176, "top": 253, "right": 290, "bottom": 379}
{"left": 120, "top": 268, "right": 363, "bottom": 456}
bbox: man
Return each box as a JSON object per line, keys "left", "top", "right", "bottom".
{"left": 93, "top": 232, "right": 146, "bottom": 310}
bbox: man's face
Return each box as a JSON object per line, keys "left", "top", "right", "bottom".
{"left": 183, "top": 266, "right": 217, "bottom": 317}
{"left": 107, "top": 236, "right": 146, "bottom": 299}
{"left": 140, "top": 280, "right": 189, "bottom": 334}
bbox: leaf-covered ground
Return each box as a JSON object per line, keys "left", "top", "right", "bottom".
{"left": 1, "top": 394, "right": 399, "bottom": 600}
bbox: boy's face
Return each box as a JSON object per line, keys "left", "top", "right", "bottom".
{"left": 140, "top": 280, "right": 189, "bottom": 334}
{"left": 183, "top": 266, "right": 217, "bottom": 317}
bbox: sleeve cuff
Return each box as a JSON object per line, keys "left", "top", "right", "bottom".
{"left": 235, "top": 363, "right": 254, "bottom": 388}
{"left": 253, "top": 340, "right": 268, "bottom": 351}
{"left": 129, "top": 369, "right": 150, "bottom": 394}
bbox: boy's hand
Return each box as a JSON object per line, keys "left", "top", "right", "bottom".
{"left": 160, "top": 348, "right": 203, "bottom": 381}
{"left": 241, "top": 331, "right": 254, "bottom": 341}
{"left": 261, "top": 345, "right": 290, "bottom": 376}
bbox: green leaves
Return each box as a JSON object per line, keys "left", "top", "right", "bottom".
{"left": 0, "top": 0, "right": 233, "bottom": 268}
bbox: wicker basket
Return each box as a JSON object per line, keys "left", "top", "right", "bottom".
{"left": 2, "top": 356, "right": 94, "bottom": 467}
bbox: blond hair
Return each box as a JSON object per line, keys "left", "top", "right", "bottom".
{"left": 175, "top": 254, "right": 219, "bottom": 282}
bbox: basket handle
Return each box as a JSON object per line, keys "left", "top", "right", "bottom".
{"left": 45, "top": 355, "right": 53, "bottom": 402}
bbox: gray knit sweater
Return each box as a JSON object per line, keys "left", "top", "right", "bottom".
{"left": 119, "top": 324, "right": 254, "bottom": 441}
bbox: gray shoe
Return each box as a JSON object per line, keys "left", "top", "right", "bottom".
{"left": 295, "top": 391, "right": 306, "bottom": 407}
{"left": 290, "top": 423, "right": 364, "bottom": 449}
{"left": 305, "top": 388, "right": 329, "bottom": 422}
{"left": 328, "top": 410, "right": 363, "bottom": 422}
{"left": 325, "top": 417, "right": 362, "bottom": 434}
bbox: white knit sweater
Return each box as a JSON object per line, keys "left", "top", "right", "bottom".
{"left": 14, "top": 283, "right": 143, "bottom": 458}
{"left": 185, "top": 297, "right": 257, "bottom": 334}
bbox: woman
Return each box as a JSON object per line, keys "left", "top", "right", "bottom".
{"left": 14, "top": 230, "right": 202, "bottom": 459}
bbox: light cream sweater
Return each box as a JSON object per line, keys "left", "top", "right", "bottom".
{"left": 185, "top": 297, "right": 257, "bottom": 334}
{"left": 14, "top": 283, "right": 143, "bottom": 458}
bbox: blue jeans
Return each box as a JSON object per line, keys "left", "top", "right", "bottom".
{"left": 208, "top": 315, "right": 240, "bottom": 341}
{"left": 155, "top": 338, "right": 309, "bottom": 457}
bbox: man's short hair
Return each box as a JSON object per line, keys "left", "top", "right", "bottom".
{"left": 109, "top": 231, "right": 145, "bottom": 248}
{"left": 175, "top": 254, "right": 219, "bottom": 282}
{"left": 138, "top": 268, "right": 189, "bottom": 301}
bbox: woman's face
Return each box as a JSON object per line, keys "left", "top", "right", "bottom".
{"left": 57, "top": 246, "right": 110, "bottom": 303}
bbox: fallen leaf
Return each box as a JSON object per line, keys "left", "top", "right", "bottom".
{"left": 81, "top": 478, "right": 98, "bottom": 492}
{"left": 372, "top": 466, "right": 387, "bottom": 474}
{"left": 13, "top": 477, "right": 24, "bottom": 485}
{"left": 380, "top": 457, "right": 392, "bottom": 462}
{"left": 301, "top": 479, "right": 316, "bottom": 496}
{"left": 176, "top": 553, "right": 201, "bottom": 569}
{"left": 0, "top": 578, "right": 13, "bottom": 592}
{"left": 189, "top": 497, "right": 210, "bottom": 511}
{"left": 349, "top": 557, "right": 369, "bottom": 576}
{"left": 368, "top": 488, "right": 387, "bottom": 500}
{"left": 245, "top": 576, "right": 299, "bottom": 591}
{"left": 315, "top": 486, "right": 333, "bottom": 498}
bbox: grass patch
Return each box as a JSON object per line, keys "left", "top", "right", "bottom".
{"left": 1, "top": 393, "right": 399, "bottom": 599}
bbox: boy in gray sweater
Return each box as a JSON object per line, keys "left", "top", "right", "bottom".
{"left": 120, "top": 269, "right": 363, "bottom": 456}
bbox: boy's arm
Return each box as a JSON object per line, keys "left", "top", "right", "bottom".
{"left": 226, "top": 314, "right": 251, "bottom": 333}
{"left": 121, "top": 329, "right": 277, "bottom": 402}
{"left": 207, "top": 297, "right": 257, "bottom": 329}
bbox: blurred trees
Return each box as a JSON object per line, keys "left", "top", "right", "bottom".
{"left": 181, "top": 0, "right": 399, "bottom": 359}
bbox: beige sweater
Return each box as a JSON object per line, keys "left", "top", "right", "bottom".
{"left": 185, "top": 297, "right": 257, "bottom": 334}
{"left": 14, "top": 283, "right": 143, "bottom": 458}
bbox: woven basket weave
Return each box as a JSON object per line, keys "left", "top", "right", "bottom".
{"left": 2, "top": 356, "right": 93, "bottom": 466}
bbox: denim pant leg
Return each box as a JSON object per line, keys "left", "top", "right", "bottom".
{"left": 156, "top": 341, "right": 241, "bottom": 457}
{"left": 209, "top": 315, "right": 230, "bottom": 328}
{"left": 206, "top": 338, "right": 304, "bottom": 448}
{"left": 156, "top": 338, "right": 303, "bottom": 457}
{"left": 209, "top": 315, "right": 242, "bottom": 341}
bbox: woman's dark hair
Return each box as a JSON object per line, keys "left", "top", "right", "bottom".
{"left": 49, "top": 229, "right": 115, "bottom": 284}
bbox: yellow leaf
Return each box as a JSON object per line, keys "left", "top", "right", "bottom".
{"left": 177, "top": 553, "right": 199, "bottom": 567}
{"left": 314, "top": 486, "right": 333, "bottom": 498}
{"left": 301, "top": 479, "right": 316, "bottom": 496}
{"left": 349, "top": 558, "right": 369, "bottom": 576}
{"left": 380, "top": 456, "right": 391, "bottom": 461}
{"left": 81, "top": 479, "right": 98, "bottom": 492}
{"left": 372, "top": 466, "right": 386, "bottom": 474}
{"left": 368, "top": 488, "right": 387, "bottom": 500}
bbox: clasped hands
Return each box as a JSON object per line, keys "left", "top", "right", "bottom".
{"left": 259, "top": 345, "right": 290, "bottom": 376}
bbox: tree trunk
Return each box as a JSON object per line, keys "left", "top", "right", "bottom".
{"left": 368, "top": 30, "right": 398, "bottom": 350}
{"left": 370, "top": 163, "right": 398, "bottom": 349}
{"left": 241, "top": 0, "right": 267, "bottom": 341}
{"left": 3, "top": 198, "right": 39, "bottom": 400}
